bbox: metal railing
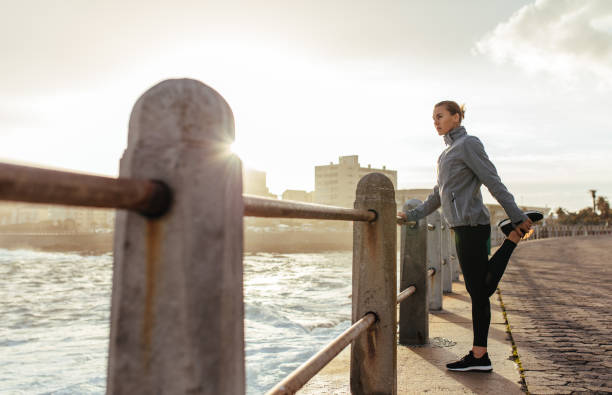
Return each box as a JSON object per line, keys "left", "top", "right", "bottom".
{"left": 256, "top": 172, "right": 398, "bottom": 394}
{"left": 244, "top": 194, "right": 376, "bottom": 222}
{"left": 528, "top": 224, "right": 611, "bottom": 239}
{"left": 3, "top": 78, "right": 607, "bottom": 395}
{"left": 490, "top": 222, "right": 611, "bottom": 246}
{"left": 0, "top": 79, "right": 452, "bottom": 395}
{"left": 0, "top": 79, "right": 409, "bottom": 395}
{"left": 0, "top": 162, "right": 171, "bottom": 217}
{"left": 266, "top": 313, "right": 377, "bottom": 394}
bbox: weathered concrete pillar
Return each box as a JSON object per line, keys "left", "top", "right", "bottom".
{"left": 426, "top": 211, "right": 443, "bottom": 310}
{"left": 450, "top": 228, "right": 460, "bottom": 281}
{"left": 441, "top": 224, "right": 453, "bottom": 293}
{"left": 399, "top": 199, "right": 430, "bottom": 344}
{"left": 351, "top": 173, "right": 397, "bottom": 395}
{"left": 107, "top": 79, "right": 244, "bottom": 395}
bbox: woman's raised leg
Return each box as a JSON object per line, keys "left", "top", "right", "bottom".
{"left": 484, "top": 231, "right": 522, "bottom": 296}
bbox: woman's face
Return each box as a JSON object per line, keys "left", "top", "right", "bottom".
{"left": 432, "top": 106, "right": 460, "bottom": 136}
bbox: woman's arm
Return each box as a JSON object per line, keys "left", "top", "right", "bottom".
{"left": 462, "top": 136, "right": 528, "bottom": 224}
{"left": 400, "top": 185, "right": 441, "bottom": 221}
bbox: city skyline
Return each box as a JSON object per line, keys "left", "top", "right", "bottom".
{"left": 244, "top": 155, "right": 558, "bottom": 214}
{"left": 1, "top": 1, "right": 611, "bottom": 211}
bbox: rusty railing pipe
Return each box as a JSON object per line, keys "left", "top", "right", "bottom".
{"left": 266, "top": 313, "right": 377, "bottom": 395}
{"left": 396, "top": 270, "right": 437, "bottom": 305}
{"left": 244, "top": 195, "right": 376, "bottom": 222}
{"left": 397, "top": 285, "right": 416, "bottom": 304}
{"left": 0, "top": 163, "right": 171, "bottom": 217}
{"left": 396, "top": 217, "right": 417, "bottom": 226}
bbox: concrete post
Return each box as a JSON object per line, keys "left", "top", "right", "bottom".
{"left": 107, "top": 79, "right": 244, "bottom": 395}
{"left": 441, "top": 224, "right": 453, "bottom": 293}
{"left": 426, "top": 210, "right": 443, "bottom": 310}
{"left": 351, "top": 173, "right": 397, "bottom": 395}
{"left": 450, "top": 229, "right": 460, "bottom": 281}
{"left": 399, "top": 199, "right": 430, "bottom": 345}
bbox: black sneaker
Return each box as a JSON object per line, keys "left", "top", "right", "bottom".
{"left": 446, "top": 351, "right": 493, "bottom": 372}
{"left": 498, "top": 210, "right": 544, "bottom": 237}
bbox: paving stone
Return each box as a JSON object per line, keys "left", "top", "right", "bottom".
{"left": 528, "top": 385, "right": 563, "bottom": 394}
{"left": 499, "top": 236, "right": 612, "bottom": 395}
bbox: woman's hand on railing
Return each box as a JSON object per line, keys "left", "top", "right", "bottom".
{"left": 396, "top": 212, "right": 416, "bottom": 226}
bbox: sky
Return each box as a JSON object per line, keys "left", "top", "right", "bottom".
{"left": 1, "top": 0, "right": 611, "bottom": 211}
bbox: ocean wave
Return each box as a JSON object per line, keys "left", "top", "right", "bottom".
{"left": 2, "top": 250, "right": 355, "bottom": 395}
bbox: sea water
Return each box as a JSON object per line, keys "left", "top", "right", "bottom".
{"left": 0, "top": 249, "right": 355, "bottom": 394}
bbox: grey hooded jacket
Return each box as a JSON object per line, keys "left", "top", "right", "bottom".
{"left": 405, "top": 126, "right": 527, "bottom": 228}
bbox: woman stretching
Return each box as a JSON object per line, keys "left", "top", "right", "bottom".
{"left": 397, "top": 100, "right": 541, "bottom": 372}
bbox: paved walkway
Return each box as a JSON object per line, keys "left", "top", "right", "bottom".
{"left": 300, "top": 235, "right": 612, "bottom": 394}
{"left": 499, "top": 235, "right": 612, "bottom": 394}
{"left": 301, "top": 276, "right": 523, "bottom": 394}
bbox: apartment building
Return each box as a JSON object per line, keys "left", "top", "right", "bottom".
{"left": 0, "top": 203, "right": 114, "bottom": 231}
{"left": 282, "top": 190, "right": 313, "bottom": 203}
{"left": 244, "top": 168, "right": 276, "bottom": 199}
{"left": 314, "top": 155, "right": 397, "bottom": 208}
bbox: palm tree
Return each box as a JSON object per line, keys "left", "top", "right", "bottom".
{"left": 596, "top": 196, "right": 610, "bottom": 220}
{"left": 589, "top": 189, "right": 597, "bottom": 213}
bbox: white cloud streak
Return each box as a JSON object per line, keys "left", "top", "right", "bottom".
{"left": 475, "top": 0, "right": 612, "bottom": 87}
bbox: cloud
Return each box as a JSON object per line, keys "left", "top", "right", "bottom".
{"left": 474, "top": 0, "right": 612, "bottom": 87}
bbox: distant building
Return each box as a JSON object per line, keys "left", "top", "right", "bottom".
{"left": 314, "top": 155, "right": 397, "bottom": 208}
{"left": 0, "top": 203, "right": 52, "bottom": 225}
{"left": 282, "top": 190, "right": 313, "bottom": 203}
{"left": 243, "top": 168, "right": 276, "bottom": 199}
{"left": 0, "top": 203, "right": 114, "bottom": 232}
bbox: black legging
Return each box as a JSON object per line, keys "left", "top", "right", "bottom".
{"left": 453, "top": 224, "right": 516, "bottom": 347}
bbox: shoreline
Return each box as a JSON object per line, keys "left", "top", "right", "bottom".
{"left": 0, "top": 230, "right": 357, "bottom": 255}
{"left": 0, "top": 233, "right": 113, "bottom": 255}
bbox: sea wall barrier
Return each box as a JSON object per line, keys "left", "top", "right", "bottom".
{"left": 0, "top": 78, "right": 609, "bottom": 394}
